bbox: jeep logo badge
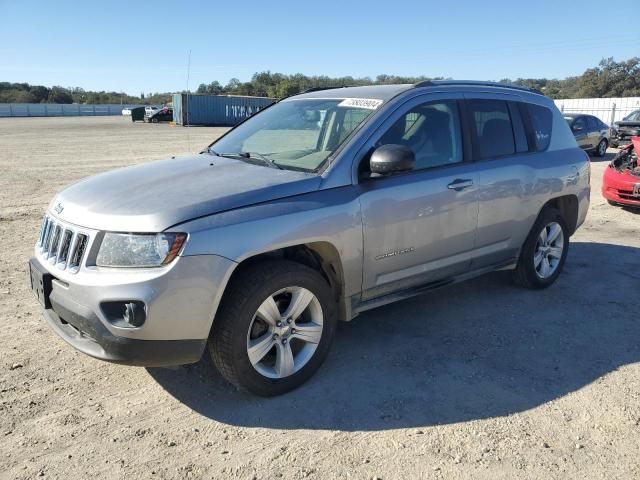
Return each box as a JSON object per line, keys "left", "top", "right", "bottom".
{"left": 54, "top": 202, "right": 64, "bottom": 214}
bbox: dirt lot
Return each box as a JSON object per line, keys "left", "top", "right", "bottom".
{"left": 0, "top": 116, "right": 639, "bottom": 480}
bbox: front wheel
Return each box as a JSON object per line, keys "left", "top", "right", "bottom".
{"left": 513, "top": 207, "right": 569, "bottom": 289}
{"left": 210, "top": 260, "right": 337, "bottom": 396}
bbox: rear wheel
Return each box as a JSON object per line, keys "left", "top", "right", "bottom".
{"left": 594, "top": 139, "right": 608, "bottom": 157}
{"left": 210, "top": 260, "right": 336, "bottom": 396}
{"left": 513, "top": 207, "right": 569, "bottom": 289}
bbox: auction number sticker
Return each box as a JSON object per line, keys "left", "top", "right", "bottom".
{"left": 338, "top": 98, "right": 383, "bottom": 109}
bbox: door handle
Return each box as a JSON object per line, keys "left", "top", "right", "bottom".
{"left": 447, "top": 179, "right": 473, "bottom": 191}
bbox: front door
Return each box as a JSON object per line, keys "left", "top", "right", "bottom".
{"left": 573, "top": 116, "right": 591, "bottom": 150}
{"left": 357, "top": 95, "right": 479, "bottom": 300}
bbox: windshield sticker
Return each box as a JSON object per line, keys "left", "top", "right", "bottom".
{"left": 338, "top": 98, "right": 383, "bottom": 110}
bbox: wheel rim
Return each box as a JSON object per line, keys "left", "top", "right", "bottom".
{"left": 246, "top": 286, "right": 323, "bottom": 379}
{"left": 598, "top": 141, "right": 606, "bottom": 156}
{"left": 534, "top": 221, "right": 564, "bottom": 279}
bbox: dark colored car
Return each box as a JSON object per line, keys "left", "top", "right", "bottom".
{"left": 144, "top": 107, "right": 173, "bottom": 123}
{"left": 564, "top": 113, "right": 609, "bottom": 157}
{"left": 610, "top": 109, "right": 640, "bottom": 148}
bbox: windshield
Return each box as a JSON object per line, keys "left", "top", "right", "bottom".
{"left": 209, "top": 98, "right": 378, "bottom": 171}
{"left": 623, "top": 110, "right": 640, "bottom": 121}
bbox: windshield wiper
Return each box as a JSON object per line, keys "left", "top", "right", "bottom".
{"left": 210, "top": 149, "right": 283, "bottom": 170}
{"left": 244, "top": 151, "right": 283, "bottom": 170}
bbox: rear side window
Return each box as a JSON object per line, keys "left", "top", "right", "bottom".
{"left": 510, "top": 103, "right": 529, "bottom": 153}
{"left": 527, "top": 104, "right": 553, "bottom": 151}
{"left": 467, "top": 100, "right": 515, "bottom": 159}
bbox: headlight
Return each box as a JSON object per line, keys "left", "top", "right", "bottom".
{"left": 96, "top": 232, "right": 187, "bottom": 267}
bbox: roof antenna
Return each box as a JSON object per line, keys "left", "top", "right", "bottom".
{"left": 185, "top": 49, "right": 191, "bottom": 152}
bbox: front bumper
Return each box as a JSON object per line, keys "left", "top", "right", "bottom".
{"left": 29, "top": 250, "right": 237, "bottom": 366}
{"left": 43, "top": 305, "right": 206, "bottom": 366}
{"left": 602, "top": 167, "right": 640, "bottom": 207}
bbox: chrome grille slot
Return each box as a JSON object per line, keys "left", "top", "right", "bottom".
{"left": 38, "top": 216, "right": 49, "bottom": 247}
{"left": 42, "top": 220, "right": 54, "bottom": 254}
{"left": 48, "top": 225, "right": 62, "bottom": 262}
{"left": 35, "top": 214, "right": 90, "bottom": 273}
{"left": 68, "top": 234, "right": 88, "bottom": 271}
{"left": 57, "top": 230, "right": 73, "bottom": 266}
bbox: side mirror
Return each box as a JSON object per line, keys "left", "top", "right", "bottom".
{"left": 370, "top": 144, "right": 415, "bottom": 175}
{"left": 572, "top": 124, "right": 583, "bottom": 132}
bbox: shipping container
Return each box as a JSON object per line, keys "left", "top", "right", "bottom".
{"left": 172, "top": 94, "right": 275, "bottom": 126}
{"left": 0, "top": 103, "right": 142, "bottom": 117}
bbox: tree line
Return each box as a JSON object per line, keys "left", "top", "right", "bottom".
{"left": 0, "top": 83, "right": 171, "bottom": 105}
{"left": 1, "top": 57, "right": 638, "bottom": 104}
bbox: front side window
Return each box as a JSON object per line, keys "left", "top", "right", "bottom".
{"left": 376, "top": 100, "right": 463, "bottom": 170}
{"left": 467, "top": 99, "right": 515, "bottom": 159}
{"left": 573, "top": 117, "right": 586, "bottom": 131}
{"left": 210, "top": 98, "right": 377, "bottom": 171}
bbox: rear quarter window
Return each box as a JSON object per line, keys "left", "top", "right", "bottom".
{"left": 527, "top": 104, "right": 553, "bottom": 151}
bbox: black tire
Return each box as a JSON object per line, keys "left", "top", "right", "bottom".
{"left": 594, "top": 139, "right": 608, "bottom": 157}
{"left": 209, "top": 260, "right": 337, "bottom": 396}
{"left": 151, "top": 117, "right": 159, "bottom": 123}
{"left": 513, "top": 207, "right": 569, "bottom": 289}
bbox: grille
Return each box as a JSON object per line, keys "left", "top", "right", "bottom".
{"left": 37, "top": 215, "right": 89, "bottom": 272}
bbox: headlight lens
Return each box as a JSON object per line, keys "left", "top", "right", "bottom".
{"left": 96, "top": 232, "right": 187, "bottom": 267}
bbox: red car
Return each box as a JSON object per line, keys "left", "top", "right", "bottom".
{"left": 602, "top": 135, "right": 640, "bottom": 208}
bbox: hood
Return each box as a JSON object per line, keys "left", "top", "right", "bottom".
{"left": 50, "top": 154, "right": 321, "bottom": 232}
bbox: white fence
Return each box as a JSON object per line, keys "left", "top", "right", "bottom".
{"left": 0, "top": 104, "right": 141, "bottom": 117}
{"left": 553, "top": 97, "right": 640, "bottom": 125}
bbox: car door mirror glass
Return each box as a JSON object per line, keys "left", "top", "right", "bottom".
{"left": 369, "top": 144, "right": 415, "bottom": 175}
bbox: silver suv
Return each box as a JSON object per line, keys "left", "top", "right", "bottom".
{"left": 29, "top": 81, "right": 590, "bottom": 396}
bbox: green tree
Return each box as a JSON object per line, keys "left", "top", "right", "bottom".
{"left": 47, "top": 86, "right": 73, "bottom": 104}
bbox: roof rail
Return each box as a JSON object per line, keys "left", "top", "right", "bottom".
{"left": 277, "top": 85, "right": 351, "bottom": 102}
{"left": 298, "top": 86, "right": 351, "bottom": 94}
{"left": 413, "top": 80, "right": 542, "bottom": 95}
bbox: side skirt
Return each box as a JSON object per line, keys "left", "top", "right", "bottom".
{"left": 351, "top": 260, "right": 516, "bottom": 317}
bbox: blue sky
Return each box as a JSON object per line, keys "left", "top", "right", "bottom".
{"left": 1, "top": 0, "right": 637, "bottom": 95}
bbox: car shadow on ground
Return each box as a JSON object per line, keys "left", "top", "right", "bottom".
{"left": 148, "top": 242, "right": 640, "bottom": 431}
{"left": 589, "top": 149, "right": 617, "bottom": 163}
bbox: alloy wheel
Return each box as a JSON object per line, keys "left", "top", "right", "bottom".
{"left": 246, "top": 286, "right": 323, "bottom": 379}
{"left": 598, "top": 140, "right": 606, "bottom": 156}
{"left": 533, "top": 221, "right": 564, "bottom": 279}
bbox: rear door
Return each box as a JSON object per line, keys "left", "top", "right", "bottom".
{"left": 463, "top": 95, "right": 538, "bottom": 268}
{"left": 572, "top": 116, "right": 591, "bottom": 149}
{"left": 586, "top": 116, "right": 601, "bottom": 147}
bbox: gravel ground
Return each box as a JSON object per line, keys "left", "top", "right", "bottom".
{"left": 0, "top": 116, "right": 639, "bottom": 480}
